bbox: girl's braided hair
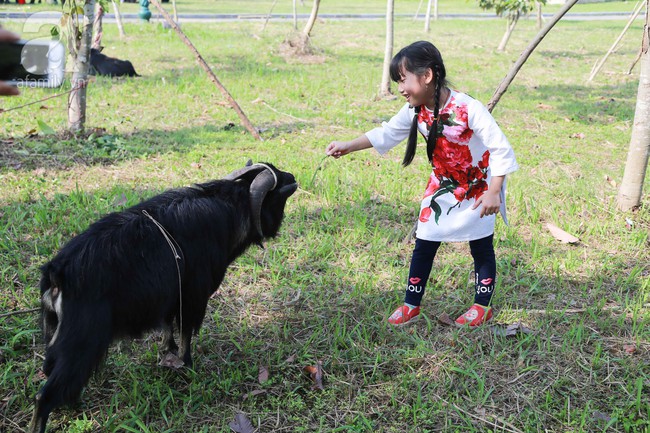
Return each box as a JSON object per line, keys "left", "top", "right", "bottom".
{"left": 389, "top": 41, "right": 449, "bottom": 167}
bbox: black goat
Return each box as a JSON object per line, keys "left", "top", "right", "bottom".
{"left": 29, "top": 162, "right": 298, "bottom": 433}
{"left": 90, "top": 48, "right": 139, "bottom": 77}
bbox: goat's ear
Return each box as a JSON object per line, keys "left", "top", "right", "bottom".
{"left": 245, "top": 159, "right": 253, "bottom": 167}
{"left": 278, "top": 182, "right": 298, "bottom": 198}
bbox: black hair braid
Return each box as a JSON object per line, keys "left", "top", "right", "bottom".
{"left": 402, "top": 105, "right": 421, "bottom": 167}
{"left": 426, "top": 64, "right": 443, "bottom": 164}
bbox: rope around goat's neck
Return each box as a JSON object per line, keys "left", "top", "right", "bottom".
{"left": 142, "top": 210, "right": 184, "bottom": 350}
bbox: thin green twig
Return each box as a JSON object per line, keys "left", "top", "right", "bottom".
{"left": 309, "top": 154, "right": 329, "bottom": 188}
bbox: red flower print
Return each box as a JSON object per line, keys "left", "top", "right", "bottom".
{"left": 433, "top": 137, "right": 473, "bottom": 182}
{"left": 418, "top": 107, "right": 434, "bottom": 126}
{"left": 419, "top": 207, "right": 432, "bottom": 223}
{"left": 469, "top": 166, "right": 485, "bottom": 182}
{"left": 458, "top": 127, "right": 473, "bottom": 144}
{"left": 452, "top": 102, "right": 469, "bottom": 123}
{"left": 423, "top": 173, "right": 441, "bottom": 198}
{"left": 453, "top": 185, "right": 468, "bottom": 201}
{"left": 467, "top": 180, "right": 488, "bottom": 201}
{"left": 418, "top": 99, "right": 494, "bottom": 223}
{"left": 478, "top": 150, "right": 490, "bottom": 169}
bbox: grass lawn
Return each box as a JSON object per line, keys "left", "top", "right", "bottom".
{"left": 1, "top": 13, "right": 649, "bottom": 433}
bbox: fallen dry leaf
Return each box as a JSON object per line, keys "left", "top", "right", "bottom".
{"left": 243, "top": 389, "right": 267, "bottom": 400}
{"left": 258, "top": 365, "right": 269, "bottom": 384}
{"left": 545, "top": 223, "right": 580, "bottom": 244}
{"left": 33, "top": 369, "right": 47, "bottom": 382}
{"left": 570, "top": 132, "right": 585, "bottom": 139}
{"left": 285, "top": 353, "right": 297, "bottom": 364}
{"left": 438, "top": 313, "right": 454, "bottom": 326}
{"left": 159, "top": 352, "right": 184, "bottom": 369}
{"left": 229, "top": 413, "right": 255, "bottom": 433}
{"left": 592, "top": 410, "right": 611, "bottom": 422}
{"left": 623, "top": 344, "right": 636, "bottom": 355}
{"left": 303, "top": 361, "right": 324, "bottom": 391}
{"left": 190, "top": 162, "right": 202, "bottom": 169}
{"left": 505, "top": 322, "right": 534, "bottom": 336}
{"left": 251, "top": 97, "right": 265, "bottom": 104}
{"left": 537, "top": 103, "right": 553, "bottom": 110}
{"left": 493, "top": 322, "right": 534, "bottom": 338}
{"left": 605, "top": 175, "right": 617, "bottom": 188}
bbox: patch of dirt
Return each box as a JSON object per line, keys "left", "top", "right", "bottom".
{"left": 279, "top": 33, "right": 326, "bottom": 64}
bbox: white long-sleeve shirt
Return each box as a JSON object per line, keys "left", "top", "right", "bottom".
{"left": 365, "top": 90, "right": 518, "bottom": 242}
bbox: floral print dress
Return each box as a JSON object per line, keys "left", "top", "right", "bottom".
{"left": 365, "top": 90, "right": 518, "bottom": 242}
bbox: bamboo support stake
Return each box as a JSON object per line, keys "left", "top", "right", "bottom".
{"left": 413, "top": 0, "right": 424, "bottom": 21}
{"left": 588, "top": 1, "right": 645, "bottom": 83}
{"left": 149, "top": 0, "right": 262, "bottom": 141}
{"left": 487, "top": 0, "right": 580, "bottom": 113}
{"left": 111, "top": 0, "right": 126, "bottom": 38}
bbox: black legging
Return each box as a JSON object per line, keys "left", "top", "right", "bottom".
{"left": 404, "top": 234, "right": 496, "bottom": 308}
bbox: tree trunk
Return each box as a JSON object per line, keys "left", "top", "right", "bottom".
{"left": 112, "top": 0, "right": 126, "bottom": 38}
{"left": 68, "top": 0, "right": 95, "bottom": 133}
{"left": 379, "top": 0, "right": 394, "bottom": 97}
{"left": 618, "top": 1, "right": 650, "bottom": 211}
{"left": 172, "top": 0, "right": 178, "bottom": 22}
{"left": 424, "top": 0, "right": 432, "bottom": 32}
{"left": 536, "top": 1, "right": 543, "bottom": 30}
{"left": 91, "top": 2, "right": 103, "bottom": 50}
{"left": 497, "top": 13, "right": 519, "bottom": 52}
{"left": 487, "top": 0, "right": 580, "bottom": 112}
{"left": 433, "top": 0, "right": 438, "bottom": 21}
{"left": 302, "top": 0, "right": 320, "bottom": 38}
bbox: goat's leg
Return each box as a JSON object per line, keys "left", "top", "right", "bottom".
{"left": 177, "top": 323, "right": 193, "bottom": 368}
{"left": 31, "top": 303, "right": 112, "bottom": 433}
{"left": 161, "top": 318, "right": 178, "bottom": 355}
{"left": 31, "top": 343, "right": 106, "bottom": 433}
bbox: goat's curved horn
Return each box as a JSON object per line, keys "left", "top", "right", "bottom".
{"left": 223, "top": 163, "right": 264, "bottom": 181}
{"left": 249, "top": 169, "right": 277, "bottom": 238}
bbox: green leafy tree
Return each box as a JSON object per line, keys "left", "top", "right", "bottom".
{"left": 477, "top": 0, "right": 546, "bottom": 51}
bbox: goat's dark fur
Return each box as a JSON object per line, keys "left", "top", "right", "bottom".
{"left": 90, "top": 48, "right": 139, "bottom": 77}
{"left": 30, "top": 163, "right": 297, "bottom": 433}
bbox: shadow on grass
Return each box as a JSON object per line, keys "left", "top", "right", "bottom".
{"left": 0, "top": 121, "right": 311, "bottom": 173}
{"left": 512, "top": 82, "right": 637, "bottom": 124}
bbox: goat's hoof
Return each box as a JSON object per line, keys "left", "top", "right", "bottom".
{"left": 159, "top": 352, "right": 184, "bottom": 369}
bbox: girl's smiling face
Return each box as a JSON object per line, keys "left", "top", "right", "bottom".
{"left": 396, "top": 67, "right": 434, "bottom": 107}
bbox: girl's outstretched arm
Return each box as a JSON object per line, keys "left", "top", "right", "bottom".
{"left": 326, "top": 135, "right": 372, "bottom": 158}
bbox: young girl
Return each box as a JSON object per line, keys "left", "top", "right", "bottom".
{"left": 326, "top": 41, "right": 518, "bottom": 327}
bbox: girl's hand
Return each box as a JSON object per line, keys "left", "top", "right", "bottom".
{"left": 472, "top": 190, "right": 501, "bottom": 218}
{"left": 326, "top": 141, "right": 351, "bottom": 158}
